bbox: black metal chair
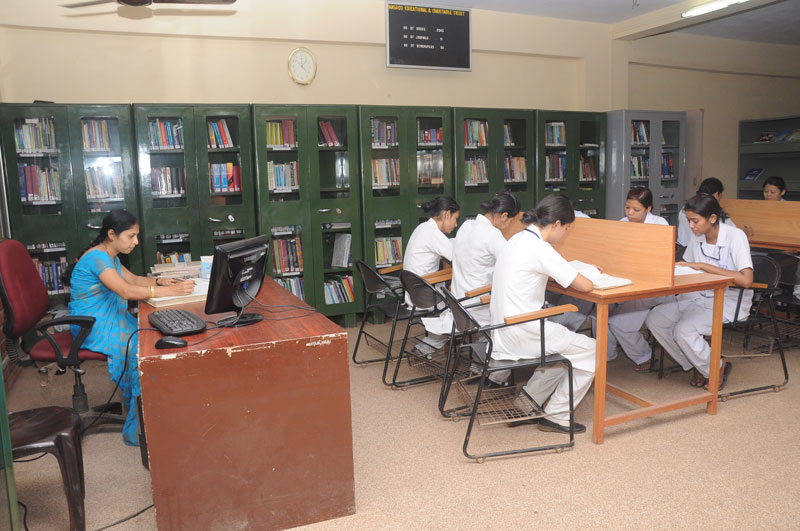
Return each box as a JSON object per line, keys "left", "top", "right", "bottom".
{"left": 387, "top": 270, "right": 452, "bottom": 389}
{"left": 767, "top": 252, "right": 800, "bottom": 345}
{"left": 351, "top": 260, "right": 412, "bottom": 366}
{"left": 675, "top": 243, "right": 686, "bottom": 262}
{"left": 719, "top": 254, "right": 788, "bottom": 400}
{"left": 438, "top": 287, "right": 579, "bottom": 462}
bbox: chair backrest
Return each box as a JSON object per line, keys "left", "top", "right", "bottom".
{"left": 767, "top": 252, "right": 800, "bottom": 288}
{"left": 399, "top": 270, "right": 441, "bottom": 309}
{"left": 440, "top": 287, "right": 479, "bottom": 335}
{"left": 354, "top": 260, "right": 398, "bottom": 296}
{"left": 0, "top": 240, "right": 50, "bottom": 339}
{"left": 675, "top": 243, "right": 686, "bottom": 262}
{"left": 752, "top": 254, "right": 781, "bottom": 290}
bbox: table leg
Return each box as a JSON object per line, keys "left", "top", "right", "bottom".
{"left": 706, "top": 286, "right": 724, "bottom": 414}
{"left": 593, "top": 301, "right": 609, "bottom": 444}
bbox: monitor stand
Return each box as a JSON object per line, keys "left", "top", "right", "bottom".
{"left": 217, "top": 311, "right": 263, "bottom": 328}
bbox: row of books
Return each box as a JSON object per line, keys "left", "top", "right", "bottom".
{"left": 371, "top": 118, "right": 399, "bottom": 147}
{"left": 14, "top": 118, "right": 57, "bottom": 153}
{"left": 372, "top": 158, "right": 400, "bottom": 187}
{"left": 753, "top": 129, "right": 800, "bottom": 143}
{"left": 630, "top": 155, "right": 650, "bottom": 178}
{"left": 418, "top": 122, "right": 443, "bottom": 145}
{"left": 148, "top": 119, "right": 184, "bottom": 150}
{"left": 503, "top": 154, "right": 527, "bottom": 182}
{"left": 207, "top": 119, "right": 235, "bottom": 149}
{"left": 17, "top": 164, "right": 62, "bottom": 202}
{"left": 318, "top": 121, "right": 343, "bottom": 147}
{"left": 323, "top": 275, "right": 354, "bottom": 304}
{"left": 465, "top": 157, "right": 489, "bottom": 185}
{"left": 631, "top": 120, "right": 650, "bottom": 145}
{"left": 81, "top": 119, "right": 114, "bottom": 152}
{"left": 150, "top": 260, "right": 201, "bottom": 279}
{"left": 375, "top": 218, "right": 401, "bottom": 228}
{"left": 26, "top": 242, "right": 66, "bottom": 253}
{"left": 267, "top": 160, "right": 299, "bottom": 192}
{"left": 85, "top": 165, "right": 124, "bottom": 199}
{"left": 464, "top": 119, "right": 488, "bottom": 147}
{"left": 661, "top": 153, "right": 675, "bottom": 179}
{"left": 33, "top": 257, "right": 69, "bottom": 295}
{"left": 272, "top": 236, "right": 304, "bottom": 275}
{"left": 544, "top": 153, "right": 567, "bottom": 182}
{"left": 156, "top": 233, "right": 190, "bottom": 243}
{"left": 579, "top": 154, "right": 598, "bottom": 182}
{"left": 416, "top": 151, "right": 444, "bottom": 185}
{"left": 266, "top": 120, "right": 297, "bottom": 148}
{"left": 209, "top": 163, "right": 242, "bottom": 192}
{"left": 213, "top": 228, "right": 244, "bottom": 238}
{"left": 545, "top": 121, "right": 566, "bottom": 146}
{"left": 503, "top": 123, "right": 518, "bottom": 146}
{"left": 271, "top": 224, "right": 301, "bottom": 235}
{"left": 274, "top": 276, "right": 305, "bottom": 300}
{"left": 151, "top": 167, "right": 186, "bottom": 196}
{"left": 375, "top": 236, "right": 403, "bottom": 266}
{"left": 331, "top": 233, "right": 353, "bottom": 268}
{"left": 155, "top": 251, "right": 192, "bottom": 265}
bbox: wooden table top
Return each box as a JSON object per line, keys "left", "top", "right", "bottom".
{"left": 138, "top": 280, "right": 346, "bottom": 360}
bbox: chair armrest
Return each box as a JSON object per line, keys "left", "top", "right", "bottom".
{"left": 480, "top": 294, "right": 491, "bottom": 305}
{"left": 423, "top": 270, "right": 452, "bottom": 284}
{"left": 378, "top": 264, "right": 403, "bottom": 274}
{"left": 33, "top": 316, "right": 96, "bottom": 369}
{"left": 751, "top": 282, "right": 768, "bottom": 290}
{"left": 504, "top": 304, "right": 579, "bottom": 326}
{"left": 463, "top": 284, "right": 491, "bottom": 298}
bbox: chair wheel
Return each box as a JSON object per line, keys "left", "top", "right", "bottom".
{"left": 476, "top": 457, "right": 485, "bottom": 464}
{"left": 556, "top": 447, "right": 564, "bottom": 453}
{"left": 402, "top": 386, "right": 409, "bottom": 391}
{"left": 720, "top": 395, "right": 729, "bottom": 402}
{"left": 451, "top": 416, "right": 461, "bottom": 423}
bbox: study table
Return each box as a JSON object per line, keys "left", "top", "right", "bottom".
{"left": 137, "top": 281, "right": 355, "bottom": 530}
{"left": 721, "top": 198, "right": 800, "bottom": 252}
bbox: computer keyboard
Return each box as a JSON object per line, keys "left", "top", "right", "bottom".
{"left": 148, "top": 309, "right": 207, "bottom": 337}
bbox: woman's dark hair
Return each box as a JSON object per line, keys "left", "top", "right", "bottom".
{"left": 684, "top": 194, "right": 722, "bottom": 226}
{"left": 63, "top": 210, "right": 139, "bottom": 286}
{"left": 522, "top": 193, "right": 575, "bottom": 227}
{"left": 421, "top": 196, "right": 460, "bottom": 217}
{"left": 626, "top": 186, "right": 653, "bottom": 210}
{"left": 479, "top": 191, "right": 520, "bottom": 217}
{"left": 763, "top": 175, "right": 786, "bottom": 192}
{"left": 697, "top": 177, "right": 724, "bottom": 196}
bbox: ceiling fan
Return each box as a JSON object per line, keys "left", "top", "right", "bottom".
{"left": 62, "top": 0, "right": 237, "bottom": 7}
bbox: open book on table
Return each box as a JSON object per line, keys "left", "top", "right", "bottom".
{"left": 674, "top": 264, "right": 700, "bottom": 276}
{"left": 145, "top": 278, "right": 209, "bottom": 308}
{"left": 569, "top": 260, "right": 632, "bottom": 290}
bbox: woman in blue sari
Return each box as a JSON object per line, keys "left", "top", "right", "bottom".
{"left": 67, "top": 210, "right": 194, "bottom": 445}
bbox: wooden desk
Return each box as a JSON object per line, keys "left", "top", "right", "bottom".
{"left": 721, "top": 198, "right": 800, "bottom": 252}
{"left": 550, "top": 217, "right": 732, "bottom": 443}
{"left": 138, "top": 281, "right": 355, "bottom": 530}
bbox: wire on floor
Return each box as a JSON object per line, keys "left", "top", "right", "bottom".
{"left": 92, "top": 503, "right": 154, "bottom": 531}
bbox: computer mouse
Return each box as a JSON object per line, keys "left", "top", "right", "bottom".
{"left": 155, "top": 336, "right": 188, "bottom": 349}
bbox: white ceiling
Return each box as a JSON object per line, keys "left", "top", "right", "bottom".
{"left": 428, "top": 0, "right": 800, "bottom": 45}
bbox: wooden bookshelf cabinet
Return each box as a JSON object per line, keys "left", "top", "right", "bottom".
{"left": 606, "top": 110, "right": 685, "bottom": 223}
{"left": 536, "top": 110, "right": 606, "bottom": 218}
{"left": 358, "top": 105, "right": 453, "bottom": 273}
{"left": 737, "top": 115, "right": 800, "bottom": 201}
{"left": 253, "top": 105, "right": 363, "bottom": 320}
{"left": 453, "top": 108, "right": 535, "bottom": 218}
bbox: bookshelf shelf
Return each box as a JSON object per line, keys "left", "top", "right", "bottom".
{"left": 737, "top": 115, "right": 800, "bottom": 200}
{"left": 606, "top": 110, "right": 685, "bottom": 223}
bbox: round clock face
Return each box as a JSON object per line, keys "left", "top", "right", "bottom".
{"left": 288, "top": 48, "right": 316, "bottom": 85}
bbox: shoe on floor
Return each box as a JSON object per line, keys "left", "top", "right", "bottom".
{"left": 537, "top": 417, "right": 586, "bottom": 434}
{"left": 512, "top": 389, "right": 544, "bottom": 416}
{"left": 484, "top": 379, "right": 511, "bottom": 390}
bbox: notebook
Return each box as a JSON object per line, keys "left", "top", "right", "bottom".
{"left": 145, "top": 278, "right": 209, "bottom": 308}
{"left": 569, "top": 260, "right": 632, "bottom": 290}
{"left": 674, "top": 265, "right": 700, "bottom": 276}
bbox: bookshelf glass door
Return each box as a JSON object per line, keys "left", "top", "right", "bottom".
{"left": 317, "top": 116, "right": 351, "bottom": 200}
{"left": 630, "top": 119, "right": 651, "bottom": 187}
{"left": 544, "top": 120, "right": 568, "bottom": 195}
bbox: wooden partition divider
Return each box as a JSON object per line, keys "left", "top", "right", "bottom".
{"left": 720, "top": 199, "right": 800, "bottom": 252}
{"left": 552, "top": 217, "right": 676, "bottom": 286}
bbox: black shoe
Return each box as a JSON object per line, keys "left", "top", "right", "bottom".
{"left": 508, "top": 418, "right": 538, "bottom": 427}
{"left": 537, "top": 418, "right": 586, "bottom": 434}
{"left": 483, "top": 379, "right": 511, "bottom": 389}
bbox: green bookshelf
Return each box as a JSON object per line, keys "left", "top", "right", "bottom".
{"left": 453, "top": 108, "right": 535, "bottom": 218}
{"left": 358, "top": 105, "right": 453, "bottom": 272}
{"left": 738, "top": 115, "right": 800, "bottom": 201}
{"left": 536, "top": 110, "right": 606, "bottom": 218}
{"left": 67, "top": 104, "right": 143, "bottom": 274}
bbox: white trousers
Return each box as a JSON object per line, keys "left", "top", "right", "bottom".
{"left": 519, "top": 325, "right": 596, "bottom": 425}
{"left": 591, "top": 297, "right": 665, "bottom": 365}
{"left": 644, "top": 296, "right": 723, "bottom": 378}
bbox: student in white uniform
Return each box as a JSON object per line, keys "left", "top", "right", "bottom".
{"left": 645, "top": 194, "right": 753, "bottom": 390}
{"left": 762, "top": 175, "right": 787, "bottom": 201}
{"left": 594, "top": 187, "right": 669, "bottom": 369}
{"left": 677, "top": 178, "right": 741, "bottom": 246}
{"left": 402, "top": 196, "right": 460, "bottom": 306}
{"left": 489, "top": 194, "right": 596, "bottom": 434}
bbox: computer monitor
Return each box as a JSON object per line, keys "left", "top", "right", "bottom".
{"left": 205, "top": 234, "right": 271, "bottom": 328}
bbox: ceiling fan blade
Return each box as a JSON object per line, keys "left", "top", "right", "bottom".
{"left": 152, "top": 0, "right": 236, "bottom": 4}
{"left": 152, "top": 8, "right": 237, "bottom": 16}
{"left": 61, "top": 0, "right": 115, "bottom": 7}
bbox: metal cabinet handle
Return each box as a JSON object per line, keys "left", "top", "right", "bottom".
{"left": 318, "top": 208, "right": 331, "bottom": 213}
{"left": 208, "top": 217, "right": 222, "bottom": 223}
{"left": 576, "top": 199, "right": 586, "bottom": 203}
{"left": 659, "top": 195, "right": 670, "bottom": 199}
{"left": 87, "top": 224, "right": 101, "bottom": 230}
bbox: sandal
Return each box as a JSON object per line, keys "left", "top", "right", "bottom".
{"left": 689, "top": 370, "right": 706, "bottom": 388}
{"left": 705, "top": 361, "right": 732, "bottom": 392}
{"left": 634, "top": 360, "right": 653, "bottom": 373}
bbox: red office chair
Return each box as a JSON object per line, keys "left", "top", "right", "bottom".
{"left": 0, "top": 239, "right": 124, "bottom": 430}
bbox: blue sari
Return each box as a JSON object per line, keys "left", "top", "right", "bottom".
{"left": 69, "top": 249, "right": 140, "bottom": 446}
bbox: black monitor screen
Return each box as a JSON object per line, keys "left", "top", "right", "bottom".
{"left": 205, "top": 235, "right": 270, "bottom": 327}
